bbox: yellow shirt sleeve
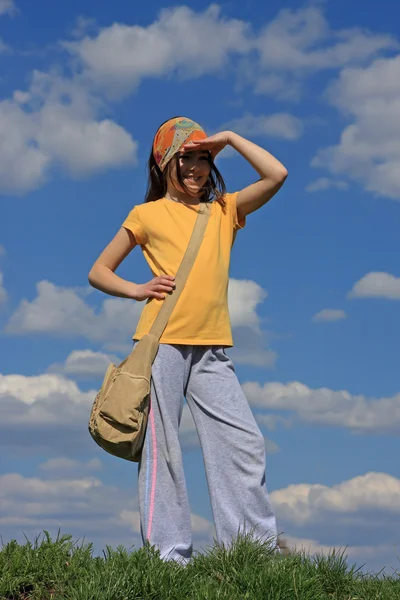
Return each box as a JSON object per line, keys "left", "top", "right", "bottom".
{"left": 122, "top": 207, "right": 148, "bottom": 245}
{"left": 226, "top": 192, "right": 246, "bottom": 231}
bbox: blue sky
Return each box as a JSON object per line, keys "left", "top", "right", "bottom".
{"left": 1, "top": 0, "right": 400, "bottom": 575}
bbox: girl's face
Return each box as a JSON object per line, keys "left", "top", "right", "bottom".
{"left": 168, "top": 149, "right": 211, "bottom": 197}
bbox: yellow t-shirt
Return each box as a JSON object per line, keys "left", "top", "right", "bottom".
{"left": 122, "top": 193, "right": 245, "bottom": 346}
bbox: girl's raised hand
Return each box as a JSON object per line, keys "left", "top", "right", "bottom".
{"left": 182, "top": 131, "right": 232, "bottom": 159}
{"left": 134, "top": 275, "right": 176, "bottom": 301}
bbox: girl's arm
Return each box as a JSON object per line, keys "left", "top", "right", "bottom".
{"left": 227, "top": 132, "right": 288, "bottom": 220}
{"left": 182, "top": 131, "right": 288, "bottom": 219}
{"left": 88, "top": 227, "right": 140, "bottom": 298}
{"left": 88, "top": 227, "right": 176, "bottom": 301}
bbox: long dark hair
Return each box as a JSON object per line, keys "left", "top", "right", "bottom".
{"left": 144, "top": 117, "right": 227, "bottom": 206}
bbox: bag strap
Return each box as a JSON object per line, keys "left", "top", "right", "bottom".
{"left": 148, "top": 201, "right": 211, "bottom": 340}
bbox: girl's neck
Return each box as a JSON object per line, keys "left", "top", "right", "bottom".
{"left": 165, "top": 188, "right": 200, "bottom": 206}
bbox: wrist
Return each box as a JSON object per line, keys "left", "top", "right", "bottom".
{"left": 226, "top": 130, "right": 236, "bottom": 145}
{"left": 226, "top": 131, "right": 243, "bottom": 148}
{"left": 128, "top": 282, "right": 140, "bottom": 301}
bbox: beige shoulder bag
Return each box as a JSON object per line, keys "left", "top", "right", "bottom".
{"left": 88, "top": 202, "right": 211, "bottom": 461}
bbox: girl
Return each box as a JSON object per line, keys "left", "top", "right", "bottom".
{"left": 88, "top": 116, "right": 288, "bottom": 566}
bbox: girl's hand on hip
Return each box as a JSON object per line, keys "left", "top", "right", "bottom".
{"left": 134, "top": 275, "right": 176, "bottom": 301}
{"left": 182, "top": 131, "right": 232, "bottom": 159}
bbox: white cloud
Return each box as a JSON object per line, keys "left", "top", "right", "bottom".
{"left": 0, "top": 371, "right": 216, "bottom": 454}
{"left": 188, "top": 513, "right": 215, "bottom": 537}
{"left": 222, "top": 113, "right": 303, "bottom": 141}
{"left": 0, "top": 0, "right": 17, "bottom": 17}
{"left": 253, "top": 6, "right": 396, "bottom": 100}
{"left": 272, "top": 472, "right": 400, "bottom": 527}
{"left": 70, "top": 16, "right": 98, "bottom": 39}
{"left": 0, "top": 38, "right": 11, "bottom": 53}
{"left": 312, "top": 308, "right": 347, "bottom": 322}
{"left": 0, "top": 372, "right": 94, "bottom": 413}
{"left": 0, "top": 372, "right": 96, "bottom": 455}
{"left": 4, "top": 276, "right": 275, "bottom": 367}
{"left": 257, "top": 6, "right": 396, "bottom": 72}
{"left": 243, "top": 380, "right": 400, "bottom": 434}
{"left": 254, "top": 73, "right": 295, "bottom": 99}
{"left": 5, "top": 276, "right": 276, "bottom": 368}
{"left": 305, "top": 177, "right": 349, "bottom": 192}
{"left": 348, "top": 272, "right": 400, "bottom": 300}
{"left": 39, "top": 457, "right": 103, "bottom": 478}
{"left": 62, "top": 5, "right": 394, "bottom": 104}
{"left": 0, "top": 470, "right": 216, "bottom": 557}
{"left": 228, "top": 278, "right": 267, "bottom": 332}
{"left": 0, "top": 271, "right": 7, "bottom": 304}
{"left": 312, "top": 54, "right": 400, "bottom": 201}
{"left": 5, "top": 280, "right": 142, "bottom": 348}
{"left": 6, "top": 277, "right": 272, "bottom": 358}
{"left": 64, "top": 5, "right": 250, "bottom": 97}
{"left": 255, "top": 413, "right": 293, "bottom": 431}
{"left": 1, "top": 5, "right": 394, "bottom": 196}
{"left": 178, "top": 404, "right": 200, "bottom": 450}
{"left": 0, "top": 100, "right": 50, "bottom": 194}
{"left": 281, "top": 534, "right": 347, "bottom": 557}
{"left": 0, "top": 471, "right": 141, "bottom": 553}
{"left": 48, "top": 349, "right": 122, "bottom": 378}
{"left": 264, "top": 438, "right": 280, "bottom": 455}
{"left": 4, "top": 277, "right": 276, "bottom": 369}
{"left": 0, "top": 366, "right": 280, "bottom": 458}
{"left": 0, "top": 71, "right": 137, "bottom": 195}
{"left": 38, "top": 114, "right": 135, "bottom": 179}
{"left": 226, "top": 278, "right": 277, "bottom": 367}
{"left": 59, "top": 4, "right": 395, "bottom": 105}
{"left": 226, "top": 345, "right": 277, "bottom": 368}
{"left": 0, "top": 244, "right": 6, "bottom": 256}
{"left": 1, "top": 468, "right": 396, "bottom": 575}
{"left": 281, "top": 534, "right": 398, "bottom": 576}
{"left": 272, "top": 472, "right": 400, "bottom": 574}
{"left": 120, "top": 508, "right": 215, "bottom": 541}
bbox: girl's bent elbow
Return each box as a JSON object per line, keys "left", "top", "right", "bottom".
{"left": 279, "top": 168, "right": 288, "bottom": 182}
{"left": 88, "top": 267, "right": 97, "bottom": 286}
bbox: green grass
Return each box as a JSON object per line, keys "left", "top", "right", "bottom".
{"left": 0, "top": 530, "right": 399, "bottom": 599}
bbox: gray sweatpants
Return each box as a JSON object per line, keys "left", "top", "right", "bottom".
{"left": 137, "top": 343, "right": 279, "bottom": 565}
